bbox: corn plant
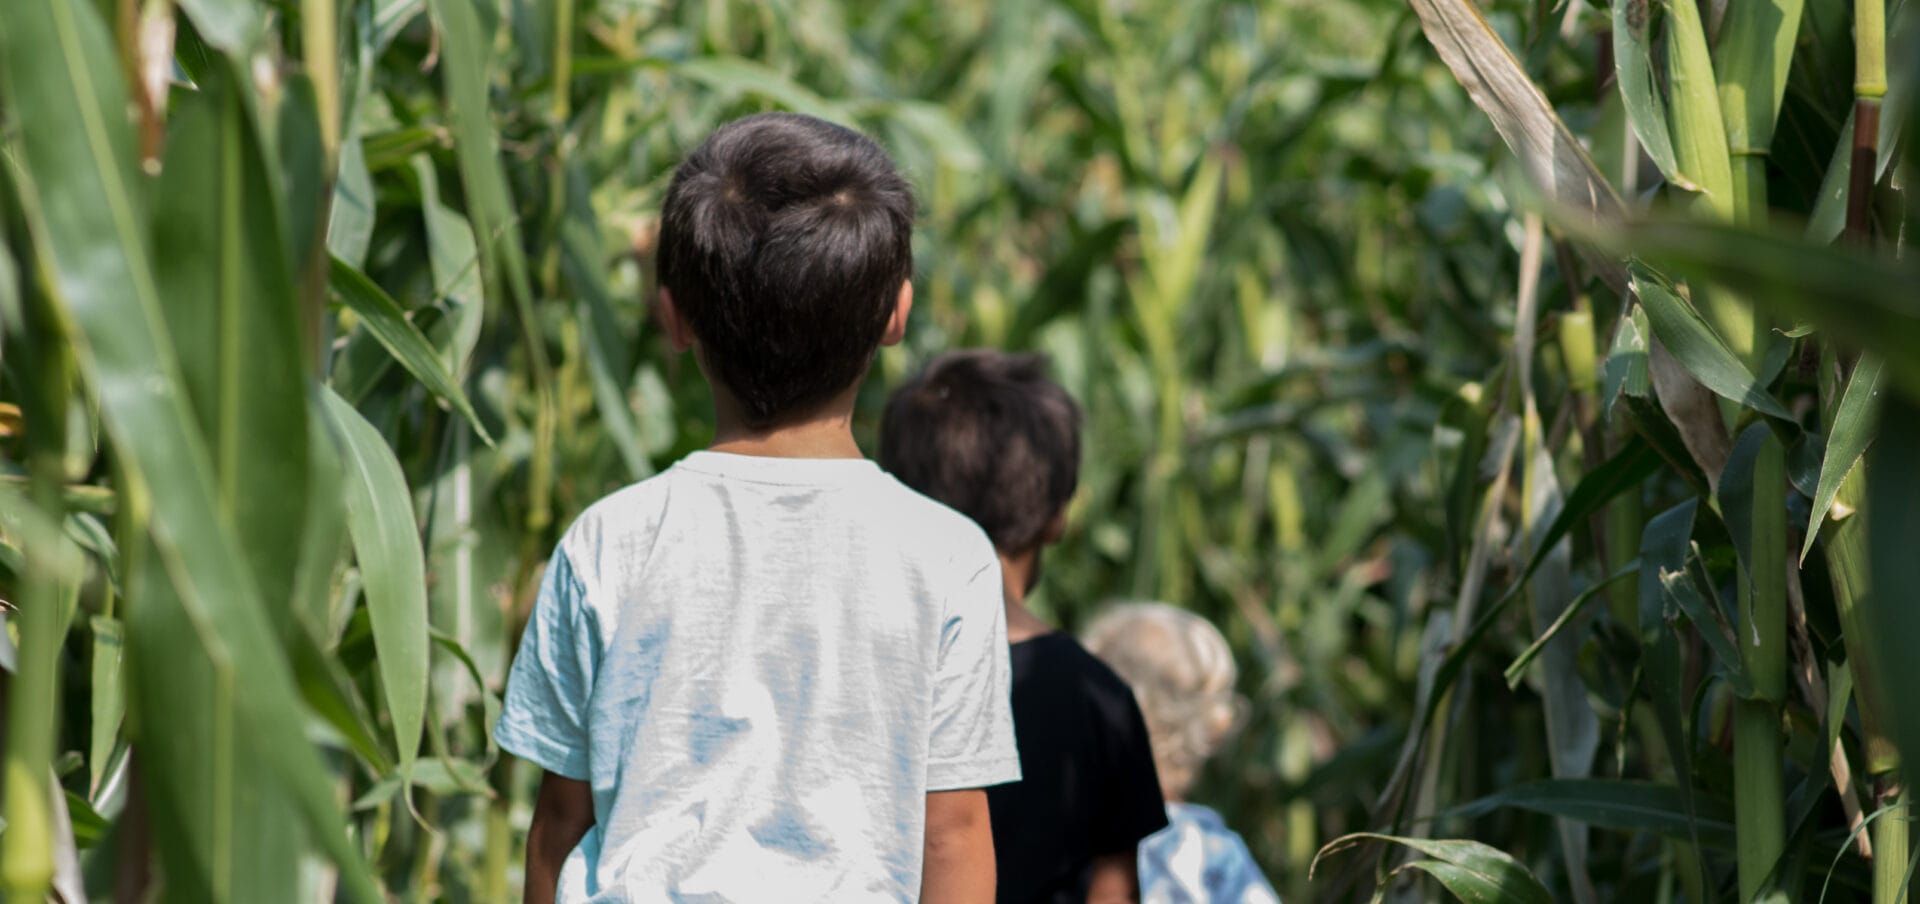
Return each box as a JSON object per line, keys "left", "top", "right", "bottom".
{"left": 2, "top": 0, "right": 1914, "bottom": 901}
{"left": 1358, "top": 0, "right": 1920, "bottom": 900}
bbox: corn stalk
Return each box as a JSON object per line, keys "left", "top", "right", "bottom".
{"left": 1712, "top": 0, "right": 1802, "bottom": 896}
{"left": 1827, "top": 1, "right": 1914, "bottom": 899}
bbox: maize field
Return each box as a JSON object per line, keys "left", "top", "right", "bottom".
{"left": 0, "top": 0, "right": 1916, "bottom": 900}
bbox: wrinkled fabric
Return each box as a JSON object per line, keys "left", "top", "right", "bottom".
{"left": 498, "top": 451, "right": 1020, "bottom": 903}
{"left": 1139, "top": 803, "right": 1280, "bottom": 904}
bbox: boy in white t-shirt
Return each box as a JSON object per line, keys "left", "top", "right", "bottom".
{"left": 496, "top": 112, "right": 1021, "bottom": 904}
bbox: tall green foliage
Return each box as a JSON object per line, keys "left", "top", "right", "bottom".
{"left": 0, "top": 0, "right": 1913, "bottom": 901}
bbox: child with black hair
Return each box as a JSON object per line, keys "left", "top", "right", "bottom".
{"left": 880, "top": 351, "right": 1169, "bottom": 904}
{"left": 497, "top": 114, "right": 1019, "bottom": 904}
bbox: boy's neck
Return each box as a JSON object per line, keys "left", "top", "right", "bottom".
{"left": 708, "top": 385, "right": 864, "bottom": 459}
{"left": 998, "top": 547, "right": 1056, "bottom": 644}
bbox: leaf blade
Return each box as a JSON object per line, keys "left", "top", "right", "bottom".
{"left": 322, "top": 386, "right": 430, "bottom": 782}
{"left": 1631, "top": 264, "right": 1792, "bottom": 420}
{"left": 328, "top": 255, "right": 493, "bottom": 443}
{"left": 1802, "top": 356, "right": 1884, "bottom": 562}
{"left": 0, "top": 1, "right": 382, "bottom": 897}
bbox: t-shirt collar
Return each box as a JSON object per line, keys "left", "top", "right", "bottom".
{"left": 674, "top": 449, "right": 882, "bottom": 487}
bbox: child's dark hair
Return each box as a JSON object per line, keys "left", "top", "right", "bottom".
{"left": 879, "top": 350, "right": 1081, "bottom": 554}
{"left": 658, "top": 112, "right": 915, "bottom": 427}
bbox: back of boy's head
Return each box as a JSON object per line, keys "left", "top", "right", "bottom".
{"left": 879, "top": 350, "right": 1081, "bottom": 555}
{"left": 658, "top": 112, "right": 915, "bottom": 427}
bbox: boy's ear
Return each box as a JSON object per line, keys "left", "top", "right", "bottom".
{"left": 879, "top": 280, "right": 913, "bottom": 347}
{"left": 657, "top": 287, "right": 696, "bottom": 353}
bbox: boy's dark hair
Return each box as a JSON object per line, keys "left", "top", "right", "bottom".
{"left": 658, "top": 112, "right": 915, "bottom": 427}
{"left": 879, "top": 350, "right": 1081, "bottom": 554}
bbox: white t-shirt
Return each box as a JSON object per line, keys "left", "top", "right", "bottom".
{"left": 497, "top": 450, "right": 1021, "bottom": 903}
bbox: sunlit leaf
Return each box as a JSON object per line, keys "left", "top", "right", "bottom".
{"left": 328, "top": 256, "right": 493, "bottom": 443}
{"left": 1801, "top": 357, "right": 1884, "bottom": 562}
{"left": 1313, "top": 832, "right": 1553, "bottom": 904}
{"left": 1407, "top": 0, "right": 1627, "bottom": 289}
{"left": 0, "top": 0, "right": 381, "bottom": 897}
{"left": 1610, "top": 0, "right": 1694, "bottom": 190}
{"left": 322, "top": 386, "right": 429, "bottom": 782}
{"left": 152, "top": 63, "right": 311, "bottom": 632}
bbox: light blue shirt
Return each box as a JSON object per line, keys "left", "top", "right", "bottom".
{"left": 497, "top": 452, "right": 1021, "bottom": 903}
{"left": 1139, "top": 803, "right": 1281, "bottom": 904}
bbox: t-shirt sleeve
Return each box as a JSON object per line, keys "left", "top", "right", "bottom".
{"left": 1091, "top": 678, "right": 1170, "bottom": 853}
{"left": 494, "top": 546, "right": 597, "bottom": 780}
{"left": 925, "top": 559, "right": 1021, "bottom": 791}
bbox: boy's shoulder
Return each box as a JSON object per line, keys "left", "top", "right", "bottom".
{"left": 1020, "top": 633, "right": 1139, "bottom": 707}
{"left": 864, "top": 470, "right": 1002, "bottom": 576}
{"left": 556, "top": 460, "right": 999, "bottom": 575}
{"left": 556, "top": 473, "right": 674, "bottom": 554}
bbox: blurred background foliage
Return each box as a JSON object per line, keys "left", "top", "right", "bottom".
{"left": 0, "top": 0, "right": 1916, "bottom": 900}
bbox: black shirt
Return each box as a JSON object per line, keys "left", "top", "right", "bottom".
{"left": 988, "top": 633, "right": 1169, "bottom": 904}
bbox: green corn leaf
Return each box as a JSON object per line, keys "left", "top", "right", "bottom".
{"left": 1630, "top": 265, "right": 1792, "bottom": 420}
{"left": 1143, "top": 153, "right": 1224, "bottom": 318}
{"left": 293, "top": 401, "right": 350, "bottom": 637}
{"left": 275, "top": 75, "right": 329, "bottom": 272}
{"left": 0, "top": 489, "right": 81, "bottom": 901}
{"left": 1621, "top": 220, "right": 1920, "bottom": 401}
{"left": 1719, "top": 423, "right": 1771, "bottom": 581}
{"left": 409, "top": 154, "right": 485, "bottom": 381}
{"left": 61, "top": 789, "right": 106, "bottom": 850}
{"left": 426, "top": 0, "right": 537, "bottom": 310}
{"left": 1718, "top": 422, "right": 1790, "bottom": 710}
{"left": 1610, "top": 0, "right": 1694, "bottom": 190}
{"left": 1397, "top": 860, "right": 1552, "bottom": 904}
{"left": 322, "top": 386, "right": 429, "bottom": 783}
{"left": 557, "top": 160, "right": 649, "bottom": 480}
{"left": 1312, "top": 833, "right": 1553, "bottom": 904}
{"left": 327, "top": 133, "right": 375, "bottom": 267}
{"left": 374, "top": 0, "right": 426, "bottom": 51}
{"left": 1404, "top": 0, "right": 1625, "bottom": 231}
{"left": 1637, "top": 499, "right": 1709, "bottom": 873}
{"left": 1618, "top": 395, "right": 1713, "bottom": 497}
{"left": 287, "top": 620, "right": 395, "bottom": 775}
{"left": 328, "top": 255, "right": 493, "bottom": 443}
{"left": 1714, "top": 0, "right": 1805, "bottom": 155}
{"left": 152, "top": 64, "right": 311, "bottom": 631}
{"left": 124, "top": 537, "right": 304, "bottom": 901}
{"left": 1492, "top": 437, "right": 1663, "bottom": 614}
{"left": 1866, "top": 398, "right": 1920, "bottom": 774}
{"left": 351, "top": 757, "right": 493, "bottom": 811}
{"left": 0, "top": 0, "right": 382, "bottom": 898}
{"left": 1806, "top": 117, "right": 1856, "bottom": 246}
{"left": 1505, "top": 562, "right": 1639, "bottom": 688}
{"left": 431, "top": 629, "right": 502, "bottom": 763}
{"left": 1659, "top": 560, "right": 1755, "bottom": 699}
{"left": 675, "top": 56, "right": 849, "bottom": 121}
{"left": 1663, "top": 0, "right": 1734, "bottom": 220}
{"left": 1601, "top": 305, "right": 1650, "bottom": 421}
{"left": 427, "top": 0, "right": 554, "bottom": 532}
{"left": 86, "top": 615, "right": 125, "bottom": 798}
{"left": 1385, "top": 435, "right": 1664, "bottom": 825}
{"left": 173, "top": 0, "right": 268, "bottom": 56}
{"left": 1802, "top": 356, "right": 1884, "bottom": 562}
{"left": 1445, "top": 779, "right": 1738, "bottom": 848}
